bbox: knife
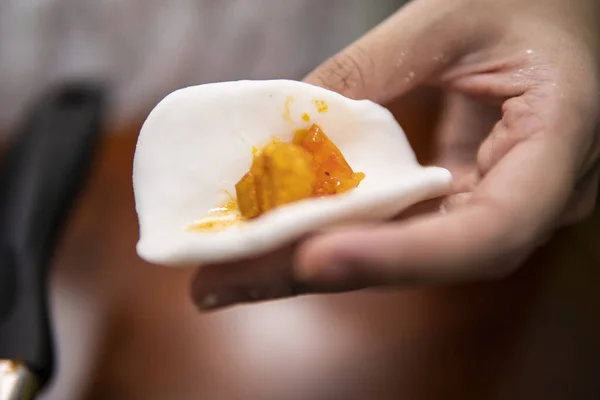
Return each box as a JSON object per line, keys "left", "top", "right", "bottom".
{"left": 0, "top": 83, "right": 105, "bottom": 399}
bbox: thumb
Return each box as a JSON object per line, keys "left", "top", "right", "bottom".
{"left": 303, "top": 0, "right": 475, "bottom": 103}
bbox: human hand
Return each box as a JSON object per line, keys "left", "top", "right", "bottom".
{"left": 191, "top": 0, "right": 600, "bottom": 310}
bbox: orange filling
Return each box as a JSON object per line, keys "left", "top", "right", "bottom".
{"left": 235, "top": 124, "right": 365, "bottom": 219}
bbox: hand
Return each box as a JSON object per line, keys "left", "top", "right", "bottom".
{"left": 191, "top": 0, "right": 600, "bottom": 311}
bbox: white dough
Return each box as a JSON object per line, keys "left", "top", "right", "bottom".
{"left": 133, "top": 80, "right": 452, "bottom": 266}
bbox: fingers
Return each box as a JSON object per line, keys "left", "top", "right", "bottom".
{"left": 191, "top": 245, "right": 302, "bottom": 311}
{"left": 190, "top": 193, "right": 470, "bottom": 311}
{"left": 435, "top": 92, "right": 501, "bottom": 169}
{"left": 303, "top": 0, "right": 477, "bottom": 103}
{"left": 191, "top": 127, "right": 574, "bottom": 309}
{"left": 191, "top": 134, "right": 567, "bottom": 311}
{"left": 294, "top": 102, "right": 579, "bottom": 291}
{"left": 477, "top": 96, "right": 546, "bottom": 175}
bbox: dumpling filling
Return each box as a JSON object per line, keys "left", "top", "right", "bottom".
{"left": 189, "top": 124, "right": 364, "bottom": 231}
{"left": 236, "top": 124, "right": 365, "bottom": 219}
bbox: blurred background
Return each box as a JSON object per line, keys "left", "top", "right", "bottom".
{"left": 0, "top": 0, "right": 401, "bottom": 134}
{"left": 1, "top": 1, "right": 599, "bottom": 399}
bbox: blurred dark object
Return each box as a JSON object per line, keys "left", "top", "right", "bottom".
{"left": 0, "top": 83, "right": 105, "bottom": 399}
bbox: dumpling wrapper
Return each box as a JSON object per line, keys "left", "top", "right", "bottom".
{"left": 133, "top": 79, "right": 452, "bottom": 267}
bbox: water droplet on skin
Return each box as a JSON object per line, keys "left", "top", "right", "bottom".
{"left": 200, "top": 293, "right": 219, "bottom": 309}
{"left": 396, "top": 52, "right": 406, "bottom": 66}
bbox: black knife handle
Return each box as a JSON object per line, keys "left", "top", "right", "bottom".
{"left": 0, "top": 82, "right": 105, "bottom": 388}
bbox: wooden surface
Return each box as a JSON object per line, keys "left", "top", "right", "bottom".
{"left": 39, "top": 92, "right": 600, "bottom": 400}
